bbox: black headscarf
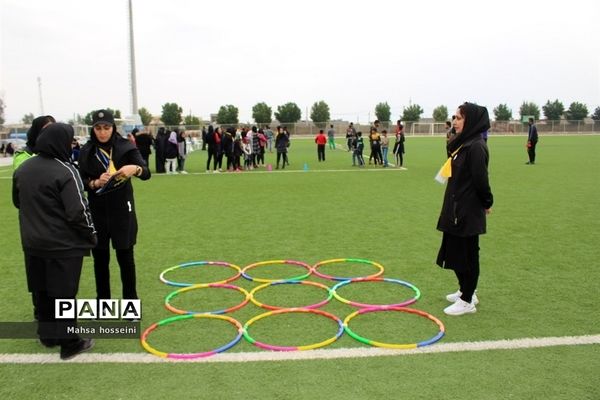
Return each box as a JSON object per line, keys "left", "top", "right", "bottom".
{"left": 35, "top": 123, "right": 74, "bottom": 162}
{"left": 447, "top": 102, "right": 490, "bottom": 153}
{"left": 27, "top": 115, "right": 56, "bottom": 152}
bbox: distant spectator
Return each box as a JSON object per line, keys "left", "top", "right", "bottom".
{"left": 164, "top": 130, "right": 178, "bottom": 174}
{"left": 327, "top": 124, "right": 335, "bottom": 150}
{"left": 526, "top": 117, "right": 538, "bottom": 165}
{"left": 177, "top": 130, "right": 188, "bottom": 174}
{"left": 393, "top": 120, "right": 406, "bottom": 168}
{"left": 135, "top": 129, "right": 154, "bottom": 167}
{"left": 275, "top": 127, "right": 289, "bottom": 169}
{"left": 346, "top": 122, "right": 356, "bottom": 151}
{"left": 315, "top": 129, "right": 327, "bottom": 161}
{"left": 5, "top": 142, "right": 15, "bottom": 157}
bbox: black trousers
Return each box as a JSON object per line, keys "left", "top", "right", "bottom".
{"left": 317, "top": 144, "right": 325, "bottom": 161}
{"left": 276, "top": 152, "right": 287, "bottom": 168}
{"left": 92, "top": 247, "right": 138, "bottom": 299}
{"left": 26, "top": 255, "right": 83, "bottom": 347}
{"left": 206, "top": 148, "right": 216, "bottom": 170}
{"left": 437, "top": 234, "right": 480, "bottom": 303}
{"left": 528, "top": 144, "right": 537, "bottom": 163}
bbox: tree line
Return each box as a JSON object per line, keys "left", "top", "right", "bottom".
{"left": 4, "top": 97, "right": 600, "bottom": 127}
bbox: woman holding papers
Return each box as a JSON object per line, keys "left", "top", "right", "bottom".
{"left": 78, "top": 109, "right": 150, "bottom": 302}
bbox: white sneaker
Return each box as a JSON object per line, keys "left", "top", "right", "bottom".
{"left": 444, "top": 299, "right": 477, "bottom": 316}
{"left": 180, "top": 170, "right": 188, "bottom": 174}
{"left": 446, "top": 290, "right": 479, "bottom": 305}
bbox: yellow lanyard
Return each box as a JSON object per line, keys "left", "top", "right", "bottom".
{"left": 98, "top": 148, "right": 117, "bottom": 174}
{"left": 439, "top": 145, "right": 463, "bottom": 179}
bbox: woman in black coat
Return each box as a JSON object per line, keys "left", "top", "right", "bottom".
{"left": 13, "top": 123, "right": 97, "bottom": 359}
{"left": 436, "top": 102, "right": 493, "bottom": 316}
{"left": 78, "top": 110, "right": 150, "bottom": 301}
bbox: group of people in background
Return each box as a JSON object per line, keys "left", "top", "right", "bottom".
{"left": 201, "top": 125, "right": 289, "bottom": 172}
{"left": 331, "top": 119, "right": 405, "bottom": 168}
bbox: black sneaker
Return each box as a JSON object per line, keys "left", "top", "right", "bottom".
{"left": 60, "top": 339, "right": 95, "bottom": 361}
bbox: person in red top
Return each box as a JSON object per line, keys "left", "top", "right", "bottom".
{"left": 315, "top": 129, "right": 328, "bottom": 161}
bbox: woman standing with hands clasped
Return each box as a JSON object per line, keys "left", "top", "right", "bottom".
{"left": 78, "top": 110, "right": 150, "bottom": 302}
{"left": 436, "top": 102, "right": 493, "bottom": 316}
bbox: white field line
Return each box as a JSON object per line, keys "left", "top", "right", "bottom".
{"left": 0, "top": 166, "right": 407, "bottom": 180}
{"left": 1, "top": 334, "right": 598, "bottom": 364}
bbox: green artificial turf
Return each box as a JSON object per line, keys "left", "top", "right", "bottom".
{"left": 0, "top": 135, "right": 598, "bottom": 399}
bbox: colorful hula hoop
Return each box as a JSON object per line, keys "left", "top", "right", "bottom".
{"left": 141, "top": 313, "right": 243, "bottom": 359}
{"left": 243, "top": 308, "right": 344, "bottom": 351}
{"left": 311, "top": 258, "right": 384, "bottom": 281}
{"left": 165, "top": 283, "right": 250, "bottom": 315}
{"left": 331, "top": 277, "right": 421, "bottom": 308}
{"left": 343, "top": 306, "right": 445, "bottom": 349}
{"left": 159, "top": 261, "right": 242, "bottom": 287}
{"left": 249, "top": 280, "right": 333, "bottom": 310}
{"left": 241, "top": 260, "right": 312, "bottom": 283}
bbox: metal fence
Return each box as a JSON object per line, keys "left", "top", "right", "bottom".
{"left": 170, "top": 120, "right": 600, "bottom": 137}
{"left": 3, "top": 119, "right": 598, "bottom": 141}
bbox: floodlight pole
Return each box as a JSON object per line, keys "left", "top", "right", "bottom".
{"left": 37, "top": 77, "right": 44, "bottom": 115}
{"left": 128, "top": 0, "right": 138, "bottom": 116}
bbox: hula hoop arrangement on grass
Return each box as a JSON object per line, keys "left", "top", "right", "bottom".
{"left": 312, "top": 258, "right": 385, "bottom": 281}
{"left": 331, "top": 277, "right": 421, "bottom": 308}
{"left": 343, "top": 307, "right": 446, "bottom": 349}
{"left": 160, "top": 261, "right": 242, "bottom": 287}
{"left": 249, "top": 280, "right": 333, "bottom": 310}
{"left": 141, "top": 313, "right": 243, "bottom": 359}
{"left": 165, "top": 283, "right": 250, "bottom": 315}
{"left": 243, "top": 308, "right": 344, "bottom": 351}
{"left": 241, "top": 259, "right": 312, "bottom": 282}
{"left": 142, "top": 258, "right": 447, "bottom": 359}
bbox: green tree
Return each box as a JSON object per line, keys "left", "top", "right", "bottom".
{"left": 138, "top": 107, "right": 153, "bottom": 126}
{"left": 401, "top": 104, "right": 424, "bottom": 122}
{"left": 161, "top": 103, "right": 183, "bottom": 126}
{"left": 432, "top": 105, "right": 449, "bottom": 122}
{"left": 216, "top": 104, "right": 239, "bottom": 124}
{"left": 310, "top": 100, "right": 331, "bottom": 126}
{"left": 374, "top": 102, "right": 391, "bottom": 123}
{"left": 22, "top": 113, "right": 35, "bottom": 124}
{"left": 274, "top": 102, "right": 302, "bottom": 123}
{"left": 0, "top": 98, "right": 5, "bottom": 126}
{"left": 252, "top": 102, "right": 272, "bottom": 124}
{"left": 542, "top": 99, "right": 564, "bottom": 121}
{"left": 591, "top": 107, "right": 600, "bottom": 121}
{"left": 183, "top": 114, "right": 201, "bottom": 126}
{"left": 519, "top": 101, "right": 540, "bottom": 121}
{"left": 564, "top": 102, "right": 588, "bottom": 121}
{"left": 83, "top": 108, "right": 121, "bottom": 125}
{"left": 493, "top": 104, "right": 512, "bottom": 121}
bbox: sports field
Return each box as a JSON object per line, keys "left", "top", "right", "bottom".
{"left": 0, "top": 134, "right": 598, "bottom": 399}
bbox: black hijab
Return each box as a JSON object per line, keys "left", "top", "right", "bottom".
{"left": 447, "top": 102, "right": 490, "bottom": 153}
{"left": 35, "top": 123, "right": 74, "bottom": 162}
{"left": 27, "top": 115, "right": 56, "bottom": 152}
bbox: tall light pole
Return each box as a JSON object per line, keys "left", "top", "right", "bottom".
{"left": 37, "top": 77, "right": 44, "bottom": 115}
{"left": 128, "top": 0, "right": 140, "bottom": 120}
